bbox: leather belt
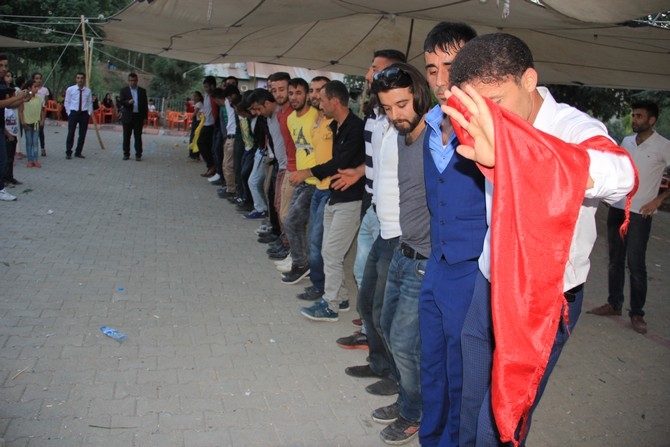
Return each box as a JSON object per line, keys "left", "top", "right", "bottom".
{"left": 400, "top": 242, "right": 428, "bottom": 260}
{"left": 563, "top": 283, "right": 584, "bottom": 303}
{"left": 226, "top": 134, "right": 236, "bottom": 139}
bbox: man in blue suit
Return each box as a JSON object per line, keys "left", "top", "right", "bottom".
{"left": 418, "top": 22, "right": 487, "bottom": 447}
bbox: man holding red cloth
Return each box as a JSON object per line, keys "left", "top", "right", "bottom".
{"left": 443, "top": 34, "right": 637, "bottom": 446}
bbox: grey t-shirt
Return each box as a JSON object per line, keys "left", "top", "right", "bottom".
{"left": 267, "top": 107, "right": 287, "bottom": 169}
{"left": 397, "top": 128, "right": 431, "bottom": 258}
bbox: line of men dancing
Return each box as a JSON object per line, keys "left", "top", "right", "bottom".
{"left": 190, "top": 22, "right": 638, "bottom": 446}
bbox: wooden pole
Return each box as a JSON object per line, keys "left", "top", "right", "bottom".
{"left": 81, "top": 16, "right": 105, "bottom": 149}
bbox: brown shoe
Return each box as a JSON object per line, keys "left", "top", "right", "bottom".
{"left": 587, "top": 303, "right": 622, "bottom": 316}
{"left": 631, "top": 315, "right": 648, "bottom": 334}
{"left": 200, "top": 167, "right": 215, "bottom": 177}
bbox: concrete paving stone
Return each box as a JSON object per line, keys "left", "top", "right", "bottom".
{"left": 2, "top": 124, "right": 669, "bottom": 446}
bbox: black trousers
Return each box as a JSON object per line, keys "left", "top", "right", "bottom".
{"left": 66, "top": 111, "right": 89, "bottom": 155}
{"left": 122, "top": 113, "right": 144, "bottom": 157}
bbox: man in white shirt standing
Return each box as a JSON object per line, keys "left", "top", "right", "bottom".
{"left": 590, "top": 100, "right": 670, "bottom": 334}
{"left": 444, "top": 33, "right": 636, "bottom": 446}
{"left": 64, "top": 72, "right": 93, "bottom": 159}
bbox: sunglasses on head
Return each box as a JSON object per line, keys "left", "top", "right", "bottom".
{"left": 372, "top": 66, "right": 411, "bottom": 88}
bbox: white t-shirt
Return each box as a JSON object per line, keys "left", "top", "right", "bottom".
{"left": 611, "top": 131, "right": 670, "bottom": 214}
{"left": 371, "top": 118, "right": 401, "bottom": 240}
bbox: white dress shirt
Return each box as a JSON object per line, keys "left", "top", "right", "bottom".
{"left": 479, "top": 87, "right": 635, "bottom": 291}
{"left": 64, "top": 84, "right": 93, "bottom": 115}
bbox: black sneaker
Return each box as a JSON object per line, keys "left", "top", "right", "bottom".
{"left": 379, "top": 416, "right": 419, "bottom": 445}
{"left": 344, "top": 364, "right": 380, "bottom": 378}
{"left": 268, "top": 248, "right": 289, "bottom": 260}
{"left": 366, "top": 378, "right": 399, "bottom": 396}
{"left": 297, "top": 286, "right": 324, "bottom": 301}
{"left": 258, "top": 234, "right": 279, "bottom": 244}
{"left": 372, "top": 402, "right": 400, "bottom": 424}
{"left": 336, "top": 331, "right": 368, "bottom": 350}
{"left": 281, "top": 265, "right": 310, "bottom": 285}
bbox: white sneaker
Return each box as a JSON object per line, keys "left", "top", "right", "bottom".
{"left": 276, "top": 256, "right": 293, "bottom": 273}
{"left": 274, "top": 254, "right": 292, "bottom": 266}
{"left": 254, "top": 222, "right": 272, "bottom": 235}
{"left": 0, "top": 188, "right": 17, "bottom": 201}
{"left": 207, "top": 173, "right": 221, "bottom": 183}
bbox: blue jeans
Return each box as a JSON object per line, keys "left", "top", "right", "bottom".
{"left": 358, "top": 236, "right": 398, "bottom": 378}
{"left": 248, "top": 150, "right": 267, "bottom": 212}
{"left": 460, "top": 271, "right": 584, "bottom": 446}
{"left": 381, "top": 248, "right": 426, "bottom": 423}
{"left": 354, "top": 205, "right": 380, "bottom": 288}
{"left": 284, "top": 184, "right": 316, "bottom": 266}
{"left": 24, "top": 126, "right": 39, "bottom": 162}
{"left": 308, "top": 188, "right": 329, "bottom": 291}
{"left": 607, "top": 207, "right": 652, "bottom": 317}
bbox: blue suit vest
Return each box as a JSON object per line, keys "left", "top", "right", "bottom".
{"left": 423, "top": 130, "right": 487, "bottom": 265}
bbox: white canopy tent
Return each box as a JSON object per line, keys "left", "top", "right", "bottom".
{"left": 95, "top": 1, "right": 668, "bottom": 90}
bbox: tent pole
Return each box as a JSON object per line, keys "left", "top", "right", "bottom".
{"left": 81, "top": 16, "right": 105, "bottom": 150}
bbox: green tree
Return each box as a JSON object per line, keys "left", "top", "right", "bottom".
{"left": 149, "top": 57, "right": 204, "bottom": 104}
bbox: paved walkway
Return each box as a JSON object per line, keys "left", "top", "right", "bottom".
{"left": 1, "top": 124, "right": 668, "bottom": 447}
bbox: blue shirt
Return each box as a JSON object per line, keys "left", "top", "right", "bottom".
{"left": 425, "top": 104, "right": 457, "bottom": 173}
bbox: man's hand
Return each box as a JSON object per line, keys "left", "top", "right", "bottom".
{"left": 640, "top": 195, "right": 667, "bottom": 217}
{"left": 289, "top": 169, "right": 311, "bottom": 186}
{"left": 441, "top": 85, "right": 496, "bottom": 167}
{"left": 330, "top": 165, "right": 364, "bottom": 191}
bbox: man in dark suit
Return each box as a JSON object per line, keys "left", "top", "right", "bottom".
{"left": 119, "top": 72, "right": 148, "bottom": 161}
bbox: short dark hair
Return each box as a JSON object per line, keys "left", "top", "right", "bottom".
{"left": 240, "top": 90, "right": 256, "bottom": 111}
{"left": 128, "top": 72, "right": 138, "bottom": 79}
{"left": 76, "top": 72, "right": 86, "bottom": 78}
{"left": 631, "top": 100, "right": 659, "bottom": 120}
{"left": 288, "top": 77, "right": 309, "bottom": 92}
{"left": 0, "top": 53, "right": 7, "bottom": 62}
{"left": 31, "top": 72, "right": 42, "bottom": 79}
{"left": 224, "top": 75, "right": 238, "bottom": 85}
{"left": 268, "top": 72, "right": 291, "bottom": 83}
{"left": 423, "top": 22, "right": 477, "bottom": 55}
{"left": 203, "top": 75, "right": 217, "bottom": 87}
{"left": 449, "top": 33, "right": 534, "bottom": 87}
{"left": 373, "top": 49, "right": 407, "bottom": 64}
{"left": 249, "top": 88, "right": 276, "bottom": 105}
{"left": 211, "top": 87, "right": 226, "bottom": 99}
{"left": 311, "top": 76, "right": 330, "bottom": 84}
{"left": 371, "top": 63, "right": 432, "bottom": 116}
{"left": 212, "top": 86, "right": 239, "bottom": 100}
{"left": 323, "top": 80, "right": 349, "bottom": 107}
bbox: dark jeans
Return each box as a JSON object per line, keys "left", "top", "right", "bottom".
{"left": 0, "top": 136, "right": 7, "bottom": 190}
{"left": 460, "top": 271, "right": 584, "bottom": 446}
{"left": 234, "top": 138, "right": 245, "bottom": 196}
{"left": 284, "top": 183, "right": 316, "bottom": 267}
{"left": 607, "top": 206, "right": 652, "bottom": 317}
{"left": 39, "top": 124, "right": 45, "bottom": 150}
{"left": 4, "top": 138, "right": 17, "bottom": 182}
{"left": 308, "top": 188, "right": 330, "bottom": 291}
{"left": 212, "top": 128, "right": 224, "bottom": 176}
{"left": 239, "top": 149, "right": 254, "bottom": 203}
{"left": 358, "top": 235, "right": 398, "bottom": 379}
{"left": 122, "top": 113, "right": 144, "bottom": 157}
{"left": 66, "top": 111, "right": 89, "bottom": 155}
{"left": 197, "top": 125, "right": 214, "bottom": 168}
